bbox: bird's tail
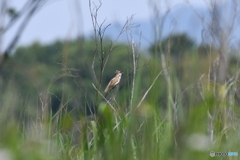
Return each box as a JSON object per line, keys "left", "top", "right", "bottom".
{"left": 104, "top": 83, "right": 110, "bottom": 92}
{"left": 104, "top": 87, "right": 109, "bottom": 92}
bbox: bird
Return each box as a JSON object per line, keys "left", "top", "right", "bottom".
{"left": 104, "top": 70, "right": 123, "bottom": 92}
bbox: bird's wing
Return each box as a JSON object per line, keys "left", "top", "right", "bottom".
{"left": 110, "top": 77, "right": 119, "bottom": 86}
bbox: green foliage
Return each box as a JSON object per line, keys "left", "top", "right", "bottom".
{"left": 150, "top": 33, "right": 195, "bottom": 57}
{"left": 0, "top": 33, "right": 240, "bottom": 160}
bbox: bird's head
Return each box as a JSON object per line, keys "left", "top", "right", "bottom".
{"left": 115, "top": 70, "right": 123, "bottom": 75}
{"left": 115, "top": 70, "right": 123, "bottom": 77}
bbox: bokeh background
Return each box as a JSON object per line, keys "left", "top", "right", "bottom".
{"left": 0, "top": 0, "right": 240, "bottom": 160}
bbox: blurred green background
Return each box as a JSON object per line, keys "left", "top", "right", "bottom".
{"left": 1, "top": 0, "right": 240, "bottom": 160}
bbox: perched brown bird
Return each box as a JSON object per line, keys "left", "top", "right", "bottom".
{"left": 104, "top": 70, "right": 123, "bottom": 92}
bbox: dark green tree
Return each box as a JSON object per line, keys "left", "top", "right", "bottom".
{"left": 150, "top": 33, "right": 195, "bottom": 57}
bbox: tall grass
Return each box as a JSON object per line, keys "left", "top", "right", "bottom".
{"left": 1, "top": 49, "right": 240, "bottom": 160}
{"left": 1, "top": 1, "right": 240, "bottom": 160}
